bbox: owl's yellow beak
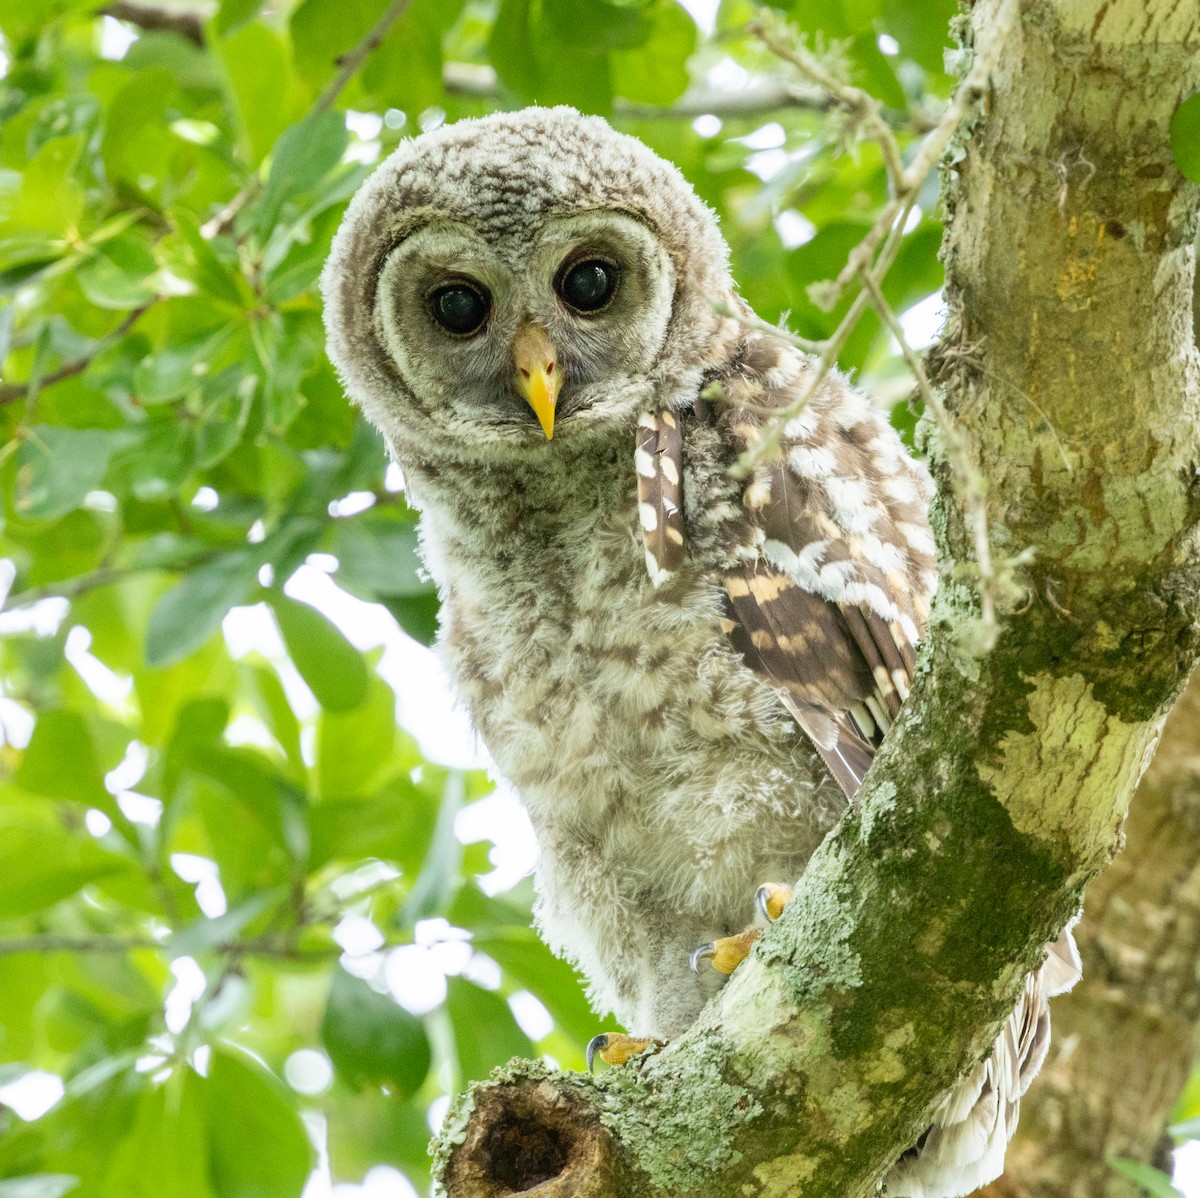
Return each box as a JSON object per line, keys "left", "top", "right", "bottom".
{"left": 514, "top": 324, "right": 561, "bottom": 439}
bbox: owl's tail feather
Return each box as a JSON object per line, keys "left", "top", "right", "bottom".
{"left": 884, "top": 920, "right": 1082, "bottom": 1198}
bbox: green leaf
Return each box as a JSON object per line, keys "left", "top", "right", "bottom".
{"left": 316, "top": 674, "right": 397, "bottom": 798}
{"left": 13, "top": 427, "right": 124, "bottom": 521}
{"left": 1110, "top": 1159, "right": 1184, "bottom": 1198}
{"left": 98, "top": 69, "right": 178, "bottom": 194}
{"left": 206, "top": 1048, "right": 313, "bottom": 1198}
{"left": 382, "top": 592, "right": 441, "bottom": 646}
{"left": 2, "top": 135, "right": 83, "bottom": 236}
{"left": 361, "top": 0, "right": 468, "bottom": 114}
{"left": 611, "top": 1, "right": 696, "bottom": 106}
{"left": 100, "top": 1073, "right": 214, "bottom": 1198}
{"left": 1170, "top": 1114, "right": 1200, "bottom": 1140}
{"left": 14, "top": 709, "right": 113, "bottom": 808}
{"left": 145, "top": 552, "right": 261, "bottom": 668}
{"left": 445, "top": 977, "right": 534, "bottom": 1088}
{"left": 308, "top": 778, "right": 435, "bottom": 871}
{"left": 216, "top": 23, "right": 295, "bottom": 166}
{"left": 213, "top": 0, "right": 264, "bottom": 36}
{"left": 331, "top": 516, "right": 430, "bottom": 598}
{"left": 238, "top": 661, "right": 305, "bottom": 775}
{"left": 488, "top": 0, "right": 614, "bottom": 112}
{"left": 0, "top": 812, "right": 128, "bottom": 918}
{"left": 170, "top": 212, "right": 246, "bottom": 309}
{"left": 270, "top": 593, "right": 369, "bottom": 712}
{"left": 132, "top": 324, "right": 239, "bottom": 405}
{"left": 320, "top": 968, "right": 432, "bottom": 1096}
{"left": 290, "top": 0, "right": 378, "bottom": 100}
{"left": 254, "top": 110, "right": 348, "bottom": 240}
{"left": 75, "top": 236, "right": 159, "bottom": 311}
{"left": 879, "top": 0, "right": 956, "bottom": 75}
{"left": 1170, "top": 93, "right": 1200, "bottom": 183}
{"left": 474, "top": 931, "right": 596, "bottom": 1050}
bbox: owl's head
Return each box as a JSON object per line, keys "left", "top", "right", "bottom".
{"left": 322, "top": 107, "right": 737, "bottom": 465}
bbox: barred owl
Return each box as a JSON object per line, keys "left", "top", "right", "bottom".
{"left": 321, "top": 106, "right": 1079, "bottom": 1198}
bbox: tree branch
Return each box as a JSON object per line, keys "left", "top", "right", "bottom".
{"left": 433, "top": 0, "right": 1200, "bottom": 1194}
{"left": 99, "top": 1, "right": 202, "bottom": 45}
{"left": 0, "top": 305, "right": 147, "bottom": 407}
{"left": 94, "top": 9, "right": 838, "bottom": 123}
{"left": 979, "top": 673, "right": 1200, "bottom": 1198}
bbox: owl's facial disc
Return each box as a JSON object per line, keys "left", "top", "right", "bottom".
{"left": 374, "top": 211, "right": 675, "bottom": 449}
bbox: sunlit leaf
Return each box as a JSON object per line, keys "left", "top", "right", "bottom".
{"left": 254, "top": 110, "right": 349, "bottom": 239}
{"left": 145, "top": 552, "right": 260, "bottom": 668}
{"left": 445, "top": 977, "right": 534, "bottom": 1089}
{"left": 206, "top": 1049, "right": 313, "bottom": 1198}
{"left": 1110, "top": 1159, "right": 1184, "bottom": 1198}
{"left": 270, "top": 593, "right": 369, "bottom": 712}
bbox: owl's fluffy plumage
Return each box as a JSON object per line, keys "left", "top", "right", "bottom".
{"left": 322, "top": 106, "right": 1079, "bottom": 1198}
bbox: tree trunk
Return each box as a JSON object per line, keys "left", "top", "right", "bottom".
{"left": 979, "top": 672, "right": 1200, "bottom": 1198}
{"left": 432, "top": 2, "right": 1200, "bottom": 1194}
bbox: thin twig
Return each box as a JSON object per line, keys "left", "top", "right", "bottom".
{"left": 313, "top": 0, "right": 413, "bottom": 113}
{"left": 199, "top": 0, "right": 413, "bottom": 241}
{"left": 0, "top": 936, "right": 165, "bottom": 956}
{"left": 0, "top": 305, "right": 148, "bottom": 407}
{"left": 0, "top": 930, "right": 431, "bottom": 962}
{"left": 754, "top": 0, "right": 1018, "bottom": 311}
{"left": 443, "top": 62, "right": 833, "bottom": 120}
{"left": 2, "top": 546, "right": 228, "bottom": 611}
{"left": 728, "top": 201, "right": 915, "bottom": 474}
{"left": 0, "top": 933, "right": 342, "bottom": 961}
{"left": 748, "top": 18, "right": 907, "bottom": 195}
{"left": 857, "top": 268, "right": 998, "bottom": 646}
{"left": 711, "top": 301, "right": 825, "bottom": 355}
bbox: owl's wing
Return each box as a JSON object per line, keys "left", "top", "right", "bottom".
{"left": 640, "top": 332, "right": 1082, "bottom": 1198}
{"left": 711, "top": 337, "right": 937, "bottom": 796}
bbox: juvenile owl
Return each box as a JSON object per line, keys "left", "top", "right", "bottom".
{"left": 322, "top": 106, "right": 1079, "bottom": 1198}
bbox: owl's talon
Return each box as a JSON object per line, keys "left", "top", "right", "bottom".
{"left": 586, "top": 1033, "right": 658, "bottom": 1071}
{"left": 756, "top": 882, "right": 793, "bottom": 923}
{"left": 690, "top": 927, "right": 761, "bottom": 975}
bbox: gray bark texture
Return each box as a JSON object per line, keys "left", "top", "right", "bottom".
{"left": 980, "top": 672, "right": 1200, "bottom": 1198}
{"left": 432, "top": 1, "right": 1200, "bottom": 1194}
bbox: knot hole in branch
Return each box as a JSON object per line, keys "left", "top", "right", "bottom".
{"left": 443, "top": 1078, "right": 617, "bottom": 1197}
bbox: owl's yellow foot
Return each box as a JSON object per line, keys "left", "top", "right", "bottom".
{"left": 690, "top": 927, "right": 760, "bottom": 974}
{"left": 586, "top": 1033, "right": 660, "bottom": 1071}
{"left": 690, "top": 883, "right": 794, "bottom": 975}
{"left": 756, "top": 881, "right": 793, "bottom": 921}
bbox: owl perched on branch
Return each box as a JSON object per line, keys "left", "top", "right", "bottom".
{"left": 322, "top": 107, "right": 1079, "bottom": 1198}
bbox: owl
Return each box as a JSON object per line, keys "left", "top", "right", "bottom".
{"left": 321, "top": 107, "right": 1080, "bottom": 1198}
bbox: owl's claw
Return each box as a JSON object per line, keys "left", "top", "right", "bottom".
{"left": 691, "top": 883, "right": 794, "bottom": 975}
{"left": 689, "top": 927, "right": 761, "bottom": 975}
{"left": 756, "top": 882, "right": 793, "bottom": 923}
{"left": 586, "top": 1033, "right": 659, "bottom": 1071}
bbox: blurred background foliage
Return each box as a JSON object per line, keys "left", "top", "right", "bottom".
{"left": 0, "top": 0, "right": 1000, "bottom": 1193}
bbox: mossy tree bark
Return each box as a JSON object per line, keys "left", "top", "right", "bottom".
{"left": 432, "top": 1, "right": 1200, "bottom": 1195}
{"left": 978, "top": 673, "right": 1200, "bottom": 1198}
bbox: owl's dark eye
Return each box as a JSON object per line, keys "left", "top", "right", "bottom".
{"left": 430, "top": 283, "right": 490, "bottom": 335}
{"left": 557, "top": 259, "right": 618, "bottom": 313}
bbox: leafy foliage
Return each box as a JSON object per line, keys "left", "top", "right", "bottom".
{"left": 0, "top": 0, "right": 962, "bottom": 1192}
